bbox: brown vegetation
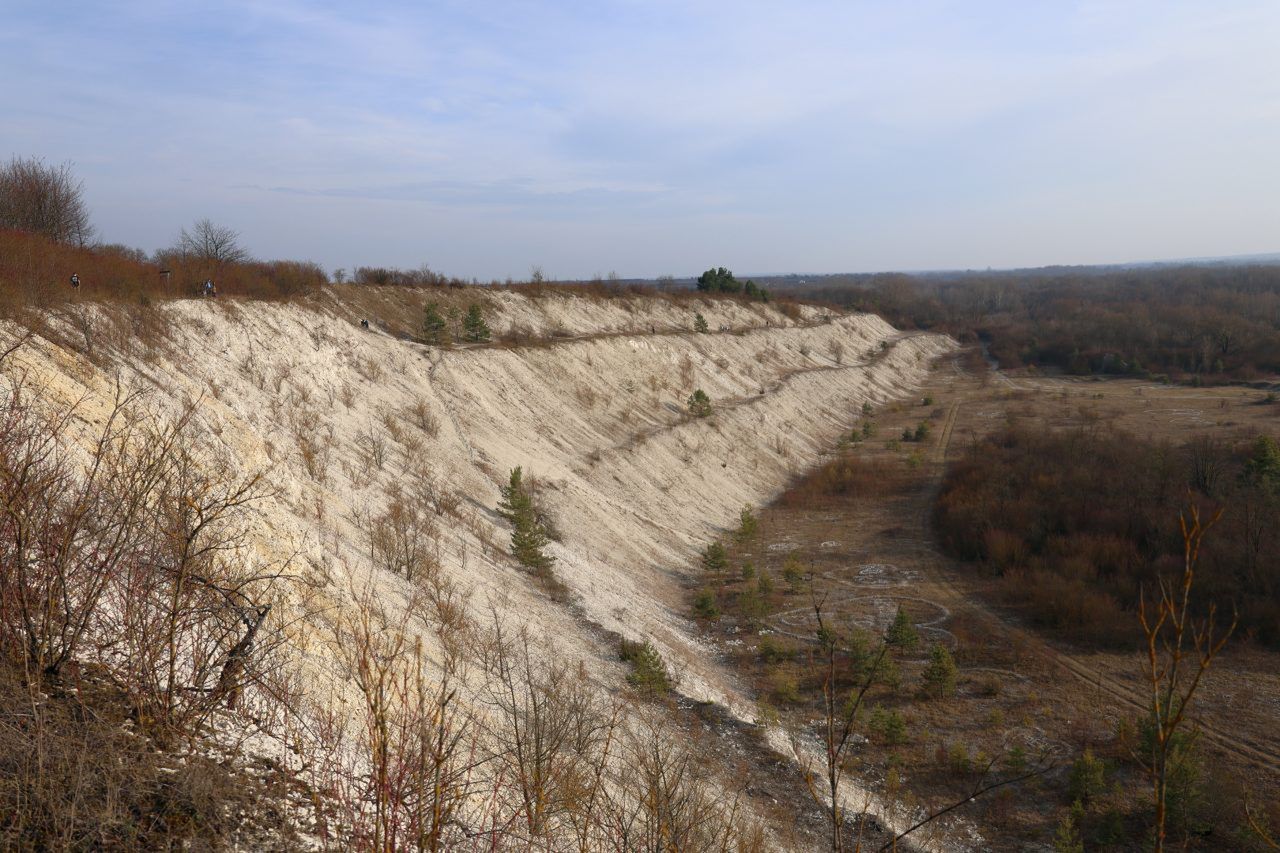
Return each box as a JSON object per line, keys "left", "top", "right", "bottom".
{"left": 0, "top": 369, "right": 295, "bottom": 845}
{"left": 935, "top": 425, "right": 1280, "bottom": 646}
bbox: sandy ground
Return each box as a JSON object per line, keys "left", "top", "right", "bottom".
{"left": 9, "top": 288, "right": 954, "bottom": 846}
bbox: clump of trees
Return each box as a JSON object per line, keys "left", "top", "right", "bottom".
{"left": 936, "top": 425, "right": 1280, "bottom": 645}
{"left": 696, "top": 266, "right": 769, "bottom": 301}
{"left": 0, "top": 156, "right": 93, "bottom": 245}
{"left": 776, "top": 265, "right": 1280, "bottom": 382}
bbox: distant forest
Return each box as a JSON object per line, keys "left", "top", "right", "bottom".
{"left": 769, "top": 265, "right": 1280, "bottom": 383}
{"left": 935, "top": 427, "right": 1280, "bottom": 648}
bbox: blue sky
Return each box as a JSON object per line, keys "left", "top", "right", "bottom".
{"left": 4, "top": 1, "right": 1278, "bottom": 279}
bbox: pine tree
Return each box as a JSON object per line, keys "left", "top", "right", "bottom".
{"left": 619, "top": 639, "right": 673, "bottom": 695}
{"left": 736, "top": 504, "right": 758, "bottom": 542}
{"left": 693, "top": 312, "right": 709, "bottom": 333}
{"left": 511, "top": 512, "right": 554, "bottom": 572}
{"left": 687, "top": 389, "right": 712, "bottom": 417}
{"left": 701, "top": 541, "right": 727, "bottom": 574}
{"left": 498, "top": 467, "right": 530, "bottom": 523}
{"left": 463, "top": 303, "right": 491, "bottom": 342}
{"left": 498, "top": 467, "right": 554, "bottom": 572}
{"left": 886, "top": 605, "right": 919, "bottom": 650}
{"left": 423, "top": 301, "right": 449, "bottom": 345}
{"left": 921, "top": 642, "right": 958, "bottom": 698}
{"left": 1052, "top": 801, "right": 1086, "bottom": 853}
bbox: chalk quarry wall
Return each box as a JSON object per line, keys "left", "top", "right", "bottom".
{"left": 14, "top": 288, "right": 954, "bottom": 725}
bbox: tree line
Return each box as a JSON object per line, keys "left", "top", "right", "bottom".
{"left": 772, "top": 265, "right": 1280, "bottom": 383}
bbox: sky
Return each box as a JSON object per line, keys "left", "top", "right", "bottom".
{"left": 3, "top": 1, "right": 1279, "bottom": 280}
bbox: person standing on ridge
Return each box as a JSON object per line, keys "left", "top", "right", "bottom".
{"left": 70, "top": 273, "right": 80, "bottom": 289}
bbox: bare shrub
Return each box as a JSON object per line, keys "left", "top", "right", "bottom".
{"left": 408, "top": 400, "right": 440, "bottom": 437}
{"left": 603, "top": 716, "right": 757, "bottom": 851}
{"left": 0, "top": 381, "right": 144, "bottom": 675}
{"left": 321, "top": 583, "right": 482, "bottom": 851}
{"left": 370, "top": 488, "right": 439, "bottom": 583}
{"left": 110, "top": 433, "right": 290, "bottom": 735}
{"left": 0, "top": 375, "right": 291, "bottom": 739}
{"left": 358, "top": 428, "right": 389, "bottom": 470}
{"left": 679, "top": 355, "right": 695, "bottom": 388}
{"left": 381, "top": 409, "right": 406, "bottom": 444}
{"left": 292, "top": 408, "right": 333, "bottom": 482}
{"left": 481, "top": 615, "right": 621, "bottom": 845}
{"left": 339, "top": 383, "right": 357, "bottom": 409}
{"left": 356, "top": 356, "right": 385, "bottom": 383}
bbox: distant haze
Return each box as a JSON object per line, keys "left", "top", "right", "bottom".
{"left": 4, "top": 1, "right": 1279, "bottom": 280}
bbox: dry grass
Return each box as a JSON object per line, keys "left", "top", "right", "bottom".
{"left": 689, "top": 354, "right": 1280, "bottom": 848}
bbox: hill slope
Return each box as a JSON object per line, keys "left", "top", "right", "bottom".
{"left": 8, "top": 288, "right": 955, "bottom": 847}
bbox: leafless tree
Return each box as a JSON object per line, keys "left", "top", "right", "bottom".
{"left": 0, "top": 156, "right": 94, "bottom": 245}
{"left": 801, "top": 594, "right": 888, "bottom": 853}
{"left": 1138, "top": 504, "right": 1235, "bottom": 852}
{"left": 173, "top": 218, "right": 250, "bottom": 264}
{"left": 600, "top": 715, "right": 758, "bottom": 852}
{"left": 111, "top": 431, "right": 289, "bottom": 735}
{"left": 369, "top": 487, "right": 439, "bottom": 583}
{"left": 322, "top": 581, "right": 488, "bottom": 852}
{"left": 481, "top": 615, "right": 605, "bottom": 841}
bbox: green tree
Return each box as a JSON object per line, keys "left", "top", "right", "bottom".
{"left": 868, "top": 706, "right": 909, "bottom": 745}
{"left": 498, "top": 467, "right": 554, "bottom": 573}
{"left": 687, "top": 389, "right": 712, "bottom": 417}
{"left": 1243, "top": 435, "right": 1280, "bottom": 493}
{"left": 619, "top": 639, "right": 673, "bottom": 695}
{"left": 1068, "top": 749, "right": 1106, "bottom": 806}
{"left": 921, "top": 643, "right": 957, "bottom": 698}
{"left": 693, "top": 312, "right": 709, "bottom": 333}
{"left": 422, "top": 301, "right": 449, "bottom": 345}
{"left": 693, "top": 589, "right": 719, "bottom": 620}
{"left": 701, "top": 541, "right": 727, "bottom": 575}
{"left": 1053, "top": 801, "right": 1086, "bottom": 853}
{"left": 742, "top": 279, "right": 768, "bottom": 301}
{"left": 462, "top": 303, "right": 491, "bottom": 342}
{"left": 886, "top": 605, "right": 919, "bottom": 651}
{"left": 696, "top": 266, "right": 741, "bottom": 293}
{"left": 497, "top": 466, "right": 530, "bottom": 523}
{"left": 782, "top": 556, "right": 805, "bottom": 590}
{"left": 736, "top": 505, "right": 758, "bottom": 542}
